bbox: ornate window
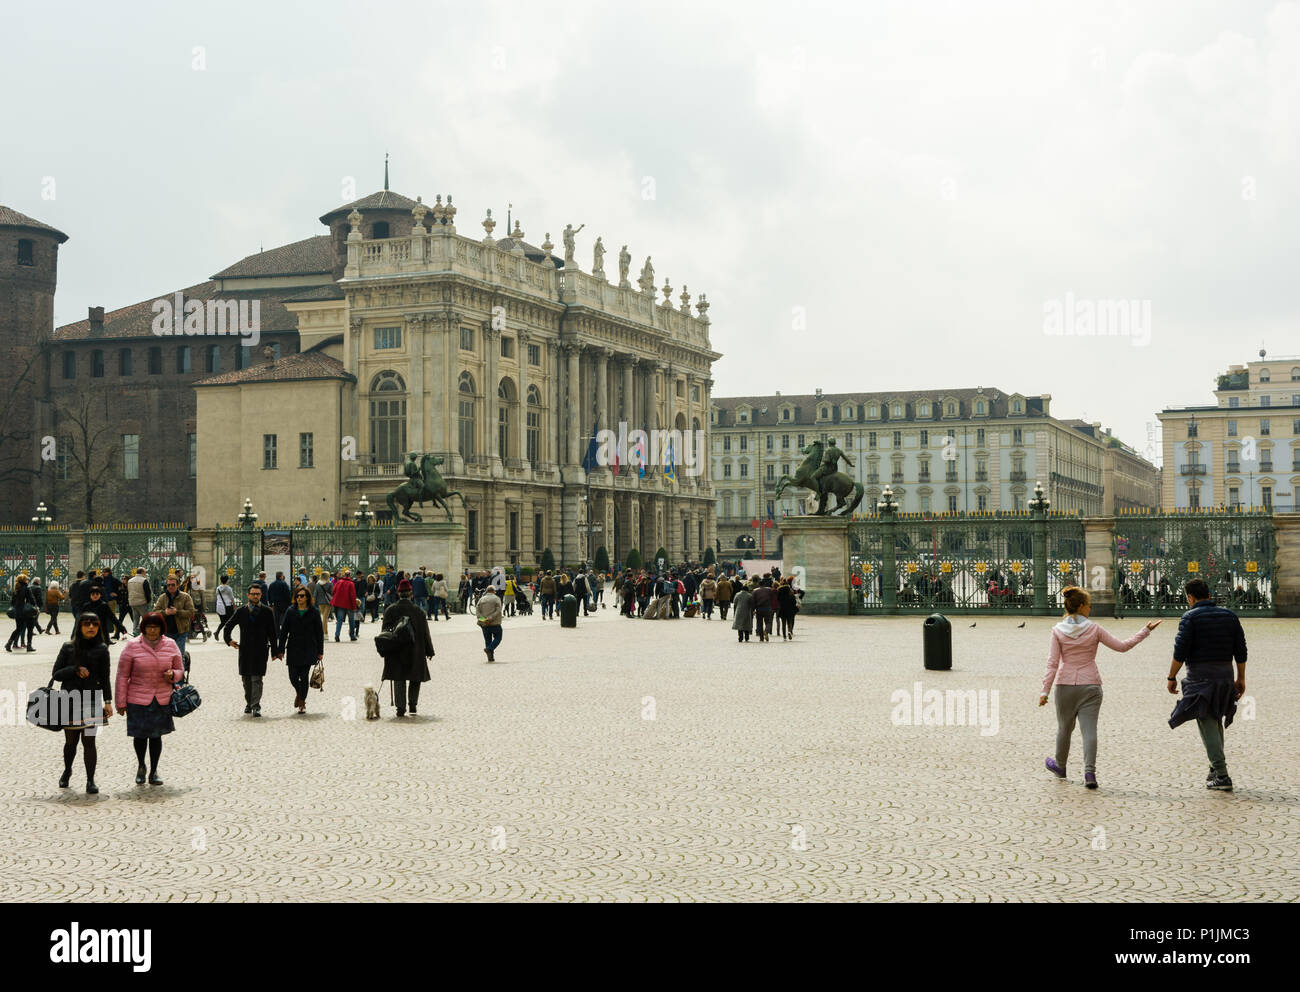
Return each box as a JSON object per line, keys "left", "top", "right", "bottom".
{"left": 458, "top": 371, "right": 477, "bottom": 458}
{"left": 526, "top": 385, "right": 542, "bottom": 464}
{"left": 369, "top": 371, "right": 407, "bottom": 464}
{"left": 497, "top": 377, "right": 516, "bottom": 459}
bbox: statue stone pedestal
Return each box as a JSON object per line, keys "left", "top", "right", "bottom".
{"left": 780, "top": 516, "right": 850, "bottom": 615}
{"left": 395, "top": 521, "right": 465, "bottom": 579}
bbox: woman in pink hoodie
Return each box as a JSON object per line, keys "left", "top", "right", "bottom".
{"left": 114, "top": 611, "right": 185, "bottom": 786}
{"left": 1039, "top": 586, "right": 1162, "bottom": 789}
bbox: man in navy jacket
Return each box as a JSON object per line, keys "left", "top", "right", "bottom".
{"left": 1166, "top": 578, "right": 1247, "bottom": 792}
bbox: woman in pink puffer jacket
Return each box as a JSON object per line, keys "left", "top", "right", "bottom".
{"left": 1038, "top": 586, "right": 1161, "bottom": 790}
{"left": 114, "top": 611, "right": 185, "bottom": 786}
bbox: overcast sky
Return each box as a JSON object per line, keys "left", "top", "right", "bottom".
{"left": 5, "top": 0, "right": 1299, "bottom": 464}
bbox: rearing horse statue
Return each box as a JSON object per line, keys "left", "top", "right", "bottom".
{"left": 773, "top": 440, "right": 865, "bottom": 516}
{"left": 386, "top": 452, "right": 466, "bottom": 522}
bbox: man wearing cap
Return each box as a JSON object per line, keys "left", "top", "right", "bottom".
{"left": 224, "top": 582, "right": 280, "bottom": 717}
{"left": 380, "top": 578, "right": 434, "bottom": 717}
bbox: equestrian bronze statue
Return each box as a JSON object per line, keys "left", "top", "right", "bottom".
{"left": 386, "top": 452, "right": 466, "bottom": 522}
{"left": 773, "top": 439, "right": 865, "bottom": 516}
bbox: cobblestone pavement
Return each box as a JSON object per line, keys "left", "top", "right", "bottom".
{"left": 1, "top": 606, "right": 1296, "bottom": 902}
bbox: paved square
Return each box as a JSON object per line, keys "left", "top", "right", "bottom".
{"left": 1, "top": 608, "right": 1296, "bottom": 901}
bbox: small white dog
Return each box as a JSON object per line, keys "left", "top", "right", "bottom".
{"left": 363, "top": 684, "right": 381, "bottom": 720}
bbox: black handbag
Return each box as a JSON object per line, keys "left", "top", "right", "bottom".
{"left": 26, "top": 679, "right": 71, "bottom": 732}
{"left": 170, "top": 681, "right": 202, "bottom": 717}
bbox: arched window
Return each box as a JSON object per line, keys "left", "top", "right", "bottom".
{"left": 369, "top": 371, "right": 407, "bottom": 463}
{"left": 497, "top": 377, "right": 516, "bottom": 460}
{"left": 869, "top": 404, "right": 878, "bottom": 418}
{"left": 526, "top": 385, "right": 542, "bottom": 464}
{"left": 919, "top": 402, "right": 930, "bottom": 417}
{"left": 946, "top": 402, "right": 955, "bottom": 416}
{"left": 1013, "top": 399, "right": 1022, "bottom": 413}
{"left": 892, "top": 403, "right": 903, "bottom": 418}
{"left": 458, "top": 372, "right": 477, "bottom": 458}
{"left": 1260, "top": 367, "right": 1271, "bottom": 383}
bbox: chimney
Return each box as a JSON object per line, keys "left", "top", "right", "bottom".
{"left": 815, "top": 387, "right": 823, "bottom": 398}
{"left": 775, "top": 390, "right": 781, "bottom": 397}
{"left": 88, "top": 306, "right": 105, "bottom": 333}
{"left": 1039, "top": 393, "right": 1051, "bottom": 416}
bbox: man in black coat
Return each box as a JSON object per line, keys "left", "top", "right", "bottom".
{"left": 224, "top": 583, "right": 280, "bottom": 717}
{"left": 380, "top": 578, "right": 434, "bottom": 718}
{"left": 267, "top": 571, "right": 292, "bottom": 626}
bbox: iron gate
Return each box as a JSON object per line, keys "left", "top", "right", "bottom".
{"left": 85, "top": 524, "right": 193, "bottom": 595}
{"left": 1113, "top": 510, "right": 1275, "bottom": 616}
{"left": 849, "top": 511, "right": 1086, "bottom": 614}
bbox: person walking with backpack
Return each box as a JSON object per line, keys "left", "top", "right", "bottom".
{"left": 52, "top": 612, "right": 114, "bottom": 794}
{"left": 126, "top": 568, "right": 152, "bottom": 635}
{"left": 1039, "top": 586, "right": 1161, "bottom": 789}
{"left": 277, "top": 585, "right": 324, "bottom": 714}
{"left": 1166, "top": 578, "right": 1248, "bottom": 792}
{"left": 379, "top": 579, "right": 434, "bottom": 717}
{"left": 476, "top": 585, "right": 503, "bottom": 662}
{"left": 213, "top": 575, "right": 236, "bottom": 641}
{"left": 330, "top": 569, "right": 360, "bottom": 642}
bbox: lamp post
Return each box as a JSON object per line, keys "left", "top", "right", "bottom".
{"left": 1029, "top": 480, "right": 1051, "bottom": 613}
{"left": 354, "top": 495, "right": 374, "bottom": 576}
{"left": 237, "top": 497, "right": 258, "bottom": 593}
{"left": 32, "top": 501, "right": 52, "bottom": 590}
{"left": 877, "top": 485, "right": 898, "bottom": 610}
{"left": 751, "top": 517, "right": 773, "bottom": 560}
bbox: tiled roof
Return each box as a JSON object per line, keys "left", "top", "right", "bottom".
{"left": 0, "top": 204, "right": 69, "bottom": 243}
{"left": 283, "top": 284, "right": 346, "bottom": 303}
{"left": 319, "top": 190, "right": 424, "bottom": 223}
{"left": 711, "top": 387, "right": 1041, "bottom": 427}
{"left": 210, "top": 236, "right": 333, "bottom": 279}
{"left": 53, "top": 281, "right": 303, "bottom": 341}
{"left": 192, "top": 350, "right": 355, "bottom": 387}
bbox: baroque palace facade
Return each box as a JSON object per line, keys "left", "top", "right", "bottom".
{"left": 710, "top": 387, "right": 1160, "bottom": 553}
{"left": 2, "top": 188, "right": 718, "bottom": 567}
{"left": 194, "top": 186, "right": 719, "bottom": 567}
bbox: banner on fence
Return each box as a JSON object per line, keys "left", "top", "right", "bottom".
{"left": 263, "top": 530, "right": 292, "bottom": 581}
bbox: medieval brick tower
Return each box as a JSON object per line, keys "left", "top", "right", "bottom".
{"left": 0, "top": 205, "right": 68, "bottom": 516}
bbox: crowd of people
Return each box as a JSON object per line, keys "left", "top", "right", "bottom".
{"left": 10, "top": 560, "right": 1251, "bottom": 799}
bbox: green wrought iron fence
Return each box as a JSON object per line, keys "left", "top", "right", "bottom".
{"left": 0, "top": 526, "right": 71, "bottom": 607}
{"left": 1113, "top": 509, "right": 1276, "bottom": 616}
{"left": 849, "top": 510, "right": 1085, "bottom": 614}
{"left": 84, "top": 523, "right": 193, "bottom": 598}
{"left": 213, "top": 525, "right": 261, "bottom": 603}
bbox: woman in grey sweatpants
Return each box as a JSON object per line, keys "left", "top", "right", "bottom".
{"left": 1039, "top": 586, "right": 1161, "bottom": 788}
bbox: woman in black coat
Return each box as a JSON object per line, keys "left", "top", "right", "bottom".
{"left": 51, "top": 613, "right": 114, "bottom": 793}
{"left": 6, "top": 575, "right": 40, "bottom": 652}
{"left": 278, "top": 585, "right": 324, "bottom": 714}
{"left": 775, "top": 580, "right": 798, "bottom": 640}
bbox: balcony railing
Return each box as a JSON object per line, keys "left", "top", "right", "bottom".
{"left": 975, "top": 471, "right": 988, "bottom": 482}
{"left": 917, "top": 472, "right": 931, "bottom": 483}
{"left": 1260, "top": 462, "right": 1273, "bottom": 472}
{"left": 945, "top": 472, "right": 958, "bottom": 483}
{"left": 1010, "top": 470, "right": 1027, "bottom": 482}
{"left": 1180, "top": 464, "right": 1207, "bottom": 475}
{"left": 867, "top": 474, "right": 880, "bottom": 484}
{"left": 891, "top": 472, "right": 904, "bottom": 484}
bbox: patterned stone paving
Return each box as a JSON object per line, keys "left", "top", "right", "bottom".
{"left": 0, "top": 607, "right": 1296, "bottom": 902}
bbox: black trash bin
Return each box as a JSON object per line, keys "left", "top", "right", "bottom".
{"left": 923, "top": 613, "right": 952, "bottom": 670}
{"left": 560, "top": 593, "right": 579, "bottom": 628}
